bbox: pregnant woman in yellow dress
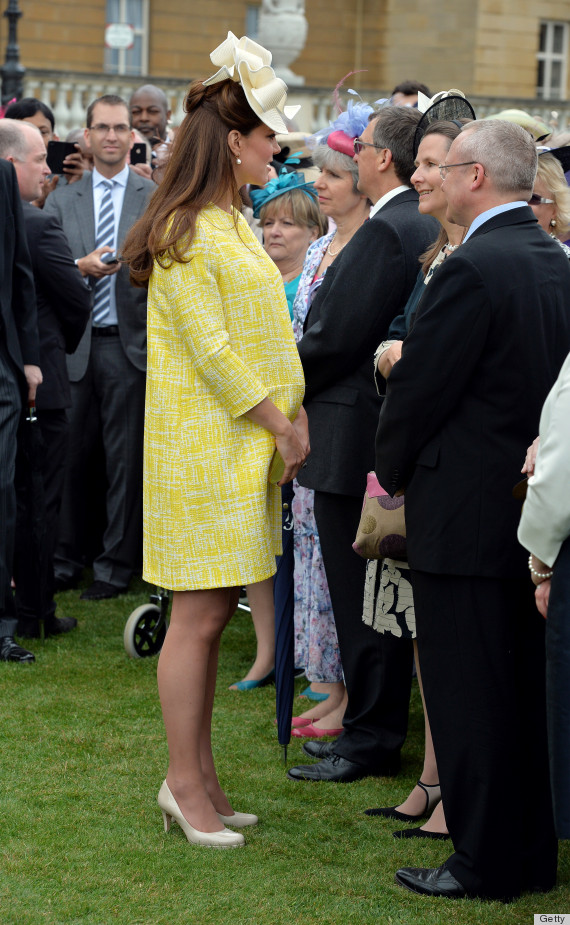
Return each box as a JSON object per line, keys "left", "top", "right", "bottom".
{"left": 123, "top": 33, "right": 308, "bottom": 847}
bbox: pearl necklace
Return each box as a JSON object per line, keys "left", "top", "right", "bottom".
{"left": 327, "top": 234, "right": 346, "bottom": 257}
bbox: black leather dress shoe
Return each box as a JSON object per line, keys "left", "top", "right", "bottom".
{"left": 0, "top": 637, "right": 35, "bottom": 663}
{"left": 47, "top": 616, "right": 78, "bottom": 635}
{"left": 80, "top": 581, "right": 121, "bottom": 601}
{"left": 301, "top": 740, "right": 336, "bottom": 760}
{"left": 18, "top": 615, "right": 78, "bottom": 638}
{"left": 287, "top": 753, "right": 372, "bottom": 782}
{"left": 395, "top": 863, "right": 467, "bottom": 898}
{"left": 54, "top": 573, "right": 81, "bottom": 592}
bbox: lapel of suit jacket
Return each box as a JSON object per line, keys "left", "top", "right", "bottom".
{"left": 118, "top": 171, "right": 144, "bottom": 247}
{"left": 375, "top": 188, "right": 419, "bottom": 217}
{"left": 71, "top": 172, "right": 96, "bottom": 256}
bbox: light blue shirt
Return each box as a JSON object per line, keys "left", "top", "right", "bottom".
{"left": 92, "top": 165, "right": 129, "bottom": 326}
{"left": 463, "top": 201, "right": 528, "bottom": 242}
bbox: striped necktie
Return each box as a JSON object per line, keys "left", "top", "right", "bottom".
{"left": 92, "top": 179, "right": 115, "bottom": 326}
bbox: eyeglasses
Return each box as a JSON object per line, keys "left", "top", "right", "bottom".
{"left": 438, "top": 161, "right": 479, "bottom": 180}
{"left": 353, "top": 137, "right": 385, "bottom": 155}
{"left": 528, "top": 194, "right": 555, "bottom": 206}
{"left": 88, "top": 124, "right": 131, "bottom": 136}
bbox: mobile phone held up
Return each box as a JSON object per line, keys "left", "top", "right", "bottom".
{"left": 46, "top": 140, "right": 77, "bottom": 175}
{"left": 130, "top": 142, "right": 147, "bottom": 165}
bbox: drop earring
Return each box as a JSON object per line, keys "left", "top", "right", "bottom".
{"left": 236, "top": 156, "right": 242, "bottom": 165}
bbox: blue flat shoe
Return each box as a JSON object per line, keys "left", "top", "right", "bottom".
{"left": 298, "top": 686, "right": 330, "bottom": 701}
{"left": 229, "top": 669, "right": 275, "bottom": 691}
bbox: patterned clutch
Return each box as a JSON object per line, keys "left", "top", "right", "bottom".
{"left": 352, "top": 471, "right": 407, "bottom": 560}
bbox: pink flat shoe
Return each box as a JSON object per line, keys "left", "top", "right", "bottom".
{"left": 291, "top": 722, "right": 343, "bottom": 738}
{"left": 292, "top": 716, "right": 314, "bottom": 728}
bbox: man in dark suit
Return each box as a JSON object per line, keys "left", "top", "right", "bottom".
{"left": 287, "top": 106, "right": 438, "bottom": 782}
{"left": 0, "top": 119, "right": 91, "bottom": 637}
{"left": 0, "top": 156, "right": 41, "bottom": 662}
{"left": 45, "top": 95, "right": 155, "bottom": 601}
{"left": 376, "top": 119, "right": 570, "bottom": 900}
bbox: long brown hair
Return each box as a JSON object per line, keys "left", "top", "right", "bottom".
{"left": 122, "top": 79, "right": 263, "bottom": 287}
{"left": 418, "top": 119, "right": 469, "bottom": 275}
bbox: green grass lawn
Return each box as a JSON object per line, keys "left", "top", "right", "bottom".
{"left": 1, "top": 575, "right": 568, "bottom": 925}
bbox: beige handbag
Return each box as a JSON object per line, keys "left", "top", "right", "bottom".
{"left": 352, "top": 471, "right": 407, "bottom": 560}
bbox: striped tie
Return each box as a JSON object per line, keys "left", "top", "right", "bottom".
{"left": 92, "top": 179, "right": 115, "bottom": 325}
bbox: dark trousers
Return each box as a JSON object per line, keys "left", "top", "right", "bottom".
{"left": 13, "top": 409, "right": 68, "bottom": 626}
{"left": 314, "top": 490, "right": 413, "bottom": 768}
{"left": 55, "top": 335, "right": 145, "bottom": 590}
{"left": 411, "top": 569, "right": 557, "bottom": 901}
{"left": 0, "top": 345, "right": 21, "bottom": 635}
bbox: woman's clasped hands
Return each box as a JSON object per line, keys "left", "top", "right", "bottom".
{"left": 275, "top": 405, "right": 310, "bottom": 486}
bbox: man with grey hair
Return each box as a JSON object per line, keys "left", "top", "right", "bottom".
{"left": 287, "top": 105, "right": 438, "bottom": 783}
{"left": 0, "top": 119, "right": 91, "bottom": 638}
{"left": 0, "top": 140, "right": 41, "bottom": 661}
{"left": 376, "top": 119, "right": 570, "bottom": 900}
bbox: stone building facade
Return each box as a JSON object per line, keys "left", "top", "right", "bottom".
{"left": 2, "top": 1, "right": 570, "bottom": 134}
{"left": 3, "top": 0, "right": 570, "bottom": 99}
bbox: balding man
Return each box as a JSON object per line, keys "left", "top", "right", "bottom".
{"left": 0, "top": 151, "right": 40, "bottom": 661}
{"left": 0, "top": 120, "right": 91, "bottom": 638}
{"left": 377, "top": 120, "right": 570, "bottom": 900}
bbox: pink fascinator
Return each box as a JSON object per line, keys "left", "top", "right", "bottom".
{"left": 311, "top": 74, "right": 388, "bottom": 158}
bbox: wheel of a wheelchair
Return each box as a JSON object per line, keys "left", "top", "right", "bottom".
{"left": 124, "top": 604, "right": 167, "bottom": 659}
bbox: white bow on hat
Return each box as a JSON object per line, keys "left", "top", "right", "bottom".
{"left": 416, "top": 89, "right": 468, "bottom": 114}
{"left": 203, "top": 31, "right": 300, "bottom": 134}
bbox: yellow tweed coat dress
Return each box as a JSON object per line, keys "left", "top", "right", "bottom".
{"left": 143, "top": 204, "right": 305, "bottom": 590}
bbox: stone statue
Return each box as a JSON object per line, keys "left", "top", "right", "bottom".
{"left": 257, "top": 0, "right": 308, "bottom": 86}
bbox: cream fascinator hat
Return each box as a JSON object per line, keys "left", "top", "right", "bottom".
{"left": 203, "top": 31, "right": 300, "bottom": 134}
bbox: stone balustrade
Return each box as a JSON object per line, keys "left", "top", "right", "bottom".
{"left": 22, "top": 67, "right": 570, "bottom": 138}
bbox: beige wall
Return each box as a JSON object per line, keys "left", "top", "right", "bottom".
{"left": 149, "top": 1, "right": 251, "bottom": 79}
{"left": 378, "top": 0, "right": 479, "bottom": 96}
{"left": 4, "top": 0, "right": 108, "bottom": 72}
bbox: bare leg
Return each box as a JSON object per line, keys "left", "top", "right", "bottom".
{"left": 201, "top": 621, "right": 239, "bottom": 815}
{"left": 158, "top": 586, "right": 238, "bottom": 832}
{"left": 229, "top": 577, "right": 275, "bottom": 687}
{"left": 297, "top": 681, "right": 345, "bottom": 719}
{"left": 392, "top": 640, "right": 442, "bottom": 818}
{"left": 297, "top": 684, "right": 347, "bottom": 727}
{"left": 421, "top": 796, "right": 448, "bottom": 834}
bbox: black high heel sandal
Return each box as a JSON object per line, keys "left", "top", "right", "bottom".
{"left": 364, "top": 780, "right": 441, "bottom": 822}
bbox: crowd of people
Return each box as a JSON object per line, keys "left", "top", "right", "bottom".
{"left": 1, "top": 28, "right": 569, "bottom": 901}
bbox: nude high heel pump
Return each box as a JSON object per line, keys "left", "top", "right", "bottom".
{"left": 157, "top": 781, "right": 245, "bottom": 848}
{"left": 217, "top": 810, "right": 258, "bottom": 827}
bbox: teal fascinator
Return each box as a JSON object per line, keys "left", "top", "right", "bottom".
{"left": 250, "top": 170, "right": 317, "bottom": 218}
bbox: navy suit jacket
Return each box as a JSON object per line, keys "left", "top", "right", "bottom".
{"left": 297, "top": 188, "right": 438, "bottom": 497}
{"left": 22, "top": 202, "right": 91, "bottom": 410}
{"left": 376, "top": 207, "right": 570, "bottom": 578}
{"left": 0, "top": 159, "right": 39, "bottom": 380}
